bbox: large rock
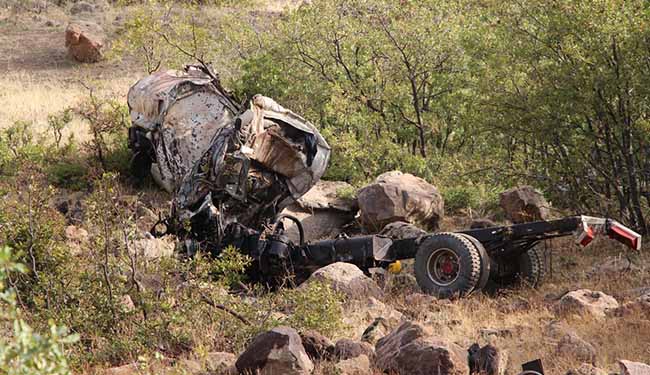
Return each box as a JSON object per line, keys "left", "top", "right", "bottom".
{"left": 335, "top": 354, "right": 371, "bottom": 375}
{"left": 302, "top": 262, "right": 383, "bottom": 300}
{"left": 343, "top": 297, "right": 403, "bottom": 340}
{"left": 282, "top": 180, "right": 357, "bottom": 242}
{"left": 65, "top": 21, "right": 105, "bottom": 63}
{"left": 557, "top": 331, "right": 597, "bottom": 363}
{"left": 375, "top": 321, "right": 468, "bottom": 375}
{"left": 619, "top": 360, "right": 650, "bottom": 375}
{"left": 300, "top": 330, "right": 334, "bottom": 361}
{"left": 379, "top": 221, "right": 426, "bottom": 239}
{"left": 610, "top": 291, "right": 650, "bottom": 318}
{"left": 297, "top": 180, "right": 358, "bottom": 212}
{"left": 64, "top": 225, "right": 88, "bottom": 255}
{"left": 334, "top": 339, "right": 374, "bottom": 360}
{"left": 236, "top": 326, "right": 314, "bottom": 375}
{"left": 557, "top": 289, "right": 619, "bottom": 318}
{"left": 357, "top": 171, "right": 444, "bottom": 231}
{"left": 468, "top": 343, "right": 505, "bottom": 375}
{"left": 70, "top": 1, "right": 95, "bottom": 14}
{"left": 499, "top": 186, "right": 549, "bottom": 223}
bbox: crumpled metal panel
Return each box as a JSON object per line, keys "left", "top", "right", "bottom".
{"left": 247, "top": 95, "right": 330, "bottom": 198}
{"left": 127, "top": 68, "right": 238, "bottom": 192}
{"left": 128, "top": 66, "right": 330, "bottom": 242}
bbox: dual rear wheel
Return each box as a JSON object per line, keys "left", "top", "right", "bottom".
{"left": 414, "top": 233, "right": 547, "bottom": 298}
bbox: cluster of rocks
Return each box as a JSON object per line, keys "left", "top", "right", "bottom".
{"left": 282, "top": 170, "right": 551, "bottom": 244}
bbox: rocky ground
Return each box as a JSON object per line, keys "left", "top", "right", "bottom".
{"left": 1, "top": 2, "right": 649, "bottom": 375}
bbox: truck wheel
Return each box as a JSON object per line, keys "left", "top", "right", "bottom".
{"left": 518, "top": 246, "right": 547, "bottom": 288}
{"left": 414, "top": 233, "right": 481, "bottom": 298}
{"left": 458, "top": 233, "right": 491, "bottom": 292}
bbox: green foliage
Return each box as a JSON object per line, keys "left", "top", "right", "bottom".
{"left": 281, "top": 281, "right": 344, "bottom": 336}
{"left": 77, "top": 94, "right": 130, "bottom": 173}
{"left": 209, "top": 245, "right": 252, "bottom": 288}
{"left": 46, "top": 159, "right": 90, "bottom": 191}
{"left": 442, "top": 183, "right": 500, "bottom": 216}
{"left": 47, "top": 109, "right": 73, "bottom": 150}
{"left": 0, "top": 246, "right": 79, "bottom": 375}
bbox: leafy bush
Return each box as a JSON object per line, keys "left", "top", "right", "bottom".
{"left": 0, "top": 246, "right": 79, "bottom": 375}
{"left": 46, "top": 159, "right": 90, "bottom": 191}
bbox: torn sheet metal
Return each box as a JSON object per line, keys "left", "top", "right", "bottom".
{"left": 128, "top": 65, "right": 330, "bottom": 244}
{"left": 127, "top": 66, "right": 240, "bottom": 192}
{"left": 171, "top": 94, "right": 331, "bottom": 242}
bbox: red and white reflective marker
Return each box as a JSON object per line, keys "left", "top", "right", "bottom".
{"left": 575, "top": 216, "right": 642, "bottom": 251}
{"left": 608, "top": 221, "right": 642, "bottom": 250}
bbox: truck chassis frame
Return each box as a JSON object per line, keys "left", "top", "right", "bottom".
{"left": 219, "top": 215, "right": 641, "bottom": 297}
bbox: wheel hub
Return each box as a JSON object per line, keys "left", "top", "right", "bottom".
{"left": 427, "top": 248, "right": 460, "bottom": 286}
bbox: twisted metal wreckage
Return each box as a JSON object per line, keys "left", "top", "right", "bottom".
{"left": 127, "top": 65, "right": 642, "bottom": 301}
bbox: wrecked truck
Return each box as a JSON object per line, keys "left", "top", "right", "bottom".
{"left": 127, "top": 64, "right": 330, "bottom": 246}
{"left": 127, "top": 65, "right": 642, "bottom": 298}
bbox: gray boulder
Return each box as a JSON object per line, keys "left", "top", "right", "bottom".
{"left": 375, "top": 321, "right": 468, "bottom": 375}
{"left": 302, "top": 262, "right": 383, "bottom": 300}
{"left": 557, "top": 289, "right": 619, "bottom": 318}
{"left": 379, "top": 221, "right": 426, "bottom": 239}
{"left": 358, "top": 171, "right": 443, "bottom": 231}
{"left": 282, "top": 180, "right": 357, "bottom": 242}
{"left": 299, "top": 330, "right": 334, "bottom": 361}
{"left": 499, "top": 186, "right": 549, "bottom": 223}
{"left": 557, "top": 331, "right": 597, "bottom": 363}
{"left": 70, "top": 1, "right": 94, "bottom": 15}
{"left": 334, "top": 338, "right": 374, "bottom": 361}
{"left": 235, "top": 326, "right": 314, "bottom": 375}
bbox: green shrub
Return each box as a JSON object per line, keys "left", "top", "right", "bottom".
{"left": 0, "top": 246, "right": 79, "bottom": 375}
{"left": 442, "top": 183, "right": 501, "bottom": 217}
{"left": 46, "top": 159, "right": 90, "bottom": 191}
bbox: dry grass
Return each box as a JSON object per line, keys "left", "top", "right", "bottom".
{"left": 385, "top": 236, "right": 650, "bottom": 374}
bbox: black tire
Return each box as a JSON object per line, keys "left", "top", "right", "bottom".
{"left": 414, "top": 233, "right": 481, "bottom": 298}
{"left": 458, "top": 233, "right": 491, "bottom": 292}
{"left": 518, "top": 246, "right": 547, "bottom": 288}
